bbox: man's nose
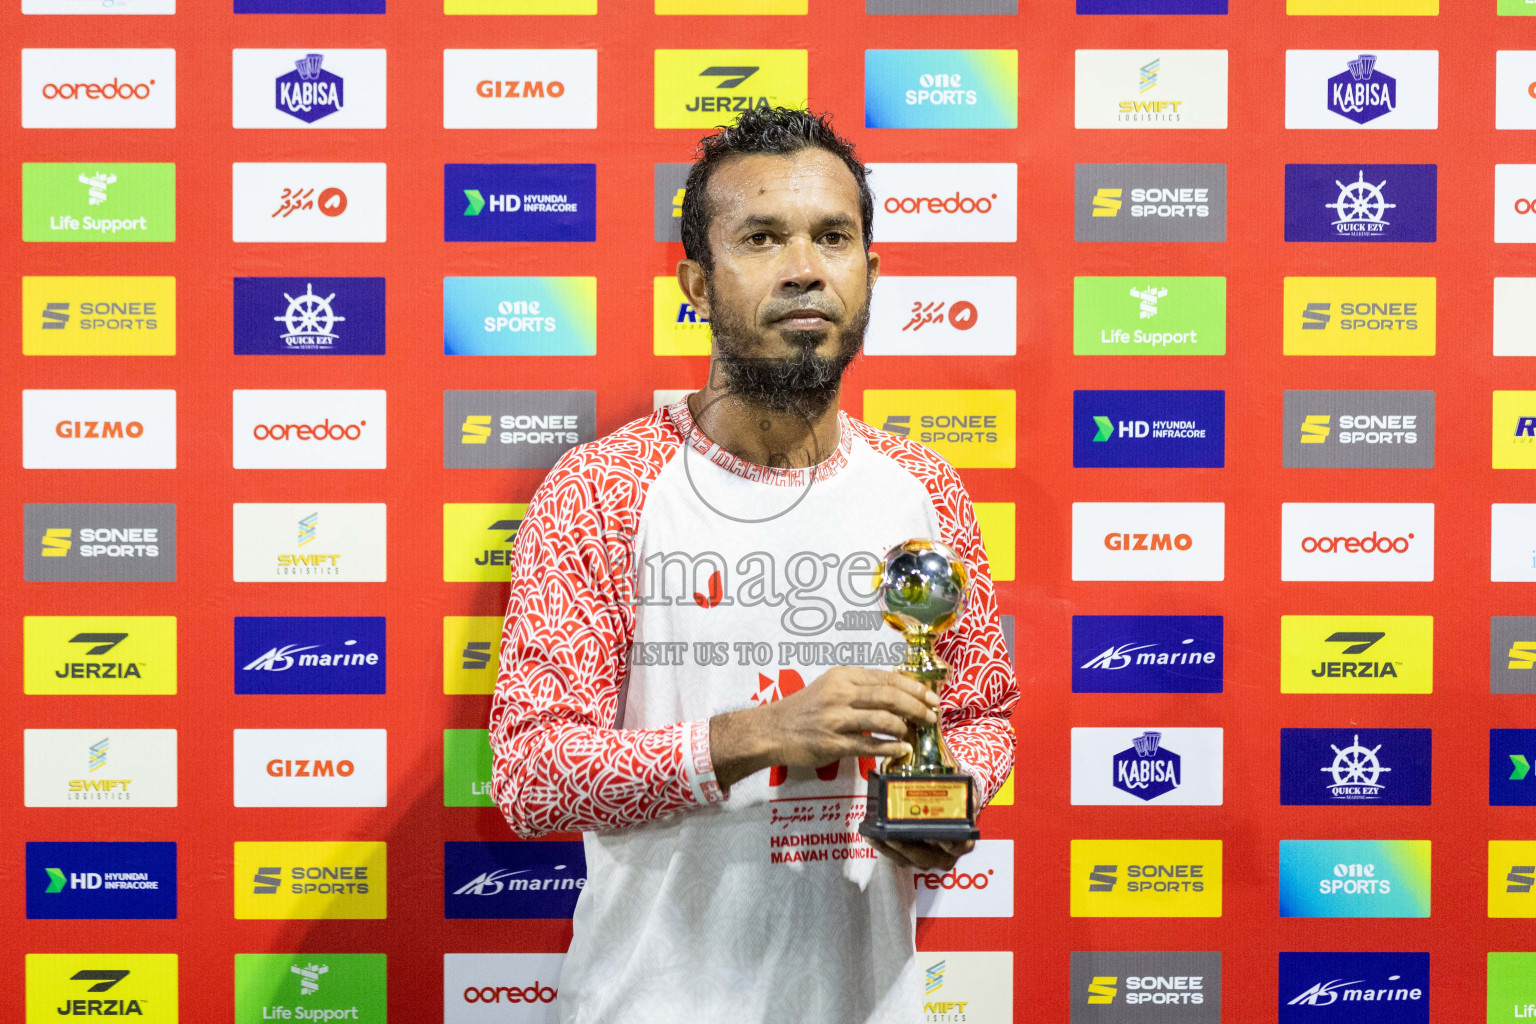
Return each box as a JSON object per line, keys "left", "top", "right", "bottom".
{"left": 775, "top": 234, "right": 826, "bottom": 292}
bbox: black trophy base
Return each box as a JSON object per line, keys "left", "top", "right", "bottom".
{"left": 859, "top": 770, "right": 980, "bottom": 844}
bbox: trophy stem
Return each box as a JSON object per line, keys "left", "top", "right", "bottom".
{"left": 882, "top": 633, "right": 958, "bottom": 776}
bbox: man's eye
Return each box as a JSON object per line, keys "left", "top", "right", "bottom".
{"left": 747, "top": 232, "right": 772, "bottom": 244}
{"left": 822, "top": 232, "right": 847, "bottom": 244}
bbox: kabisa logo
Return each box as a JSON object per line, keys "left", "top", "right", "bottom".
{"left": 1278, "top": 952, "right": 1428, "bottom": 1023}
{"left": 1070, "top": 951, "right": 1222, "bottom": 1022}
{"left": 653, "top": 49, "right": 808, "bottom": 128}
{"left": 1279, "top": 840, "right": 1432, "bottom": 918}
{"left": 1493, "top": 618, "right": 1536, "bottom": 694}
{"left": 864, "top": 50, "right": 1019, "bottom": 129}
{"left": 22, "top": 49, "right": 176, "bottom": 129}
{"left": 446, "top": 841, "right": 587, "bottom": 920}
{"left": 1072, "top": 615, "right": 1223, "bottom": 693}
{"left": 26, "top": 841, "right": 177, "bottom": 920}
{"left": 1284, "top": 164, "right": 1437, "bottom": 243}
{"left": 22, "top": 162, "right": 176, "bottom": 242}
{"left": 1280, "top": 728, "right": 1432, "bottom": 805}
{"left": 235, "top": 617, "right": 386, "bottom": 694}
{"left": 865, "top": 162, "right": 1018, "bottom": 243}
{"left": 443, "top": 503, "right": 525, "bottom": 583}
{"left": 26, "top": 954, "right": 179, "bottom": 1023}
{"left": 1285, "top": 50, "right": 1438, "bottom": 130}
{"left": 1283, "top": 390, "right": 1435, "bottom": 469}
{"left": 1073, "top": 727, "right": 1224, "bottom": 806}
{"left": 1074, "top": 389, "right": 1224, "bottom": 468}
{"left": 863, "top": 389, "right": 1017, "bottom": 468}
{"left": 1280, "top": 616, "right": 1432, "bottom": 694}
{"left": 1490, "top": 730, "right": 1536, "bottom": 806}
{"left": 1113, "top": 731, "right": 1181, "bottom": 801}
{"left": 1071, "top": 840, "right": 1223, "bottom": 917}
{"left": 444, "top": 390, "right": 597, "bottom": 469}
{"left": 234, "top": 842, "right": 386, "bottom": 920}
{"left": 443, "top": 616, "right": 502, "bottom": 695}
{"left": 233, "top": 277, "right": 385, "bottom": 355}
{"left": 1327, "top": 54, "right": 1395, "bottom": 124}
{"left": 234, "top": 953, "right": 386, "bottom": 1024}
{"left": 446, "top": 163, "right": 596, "bottom": 242}
{"left": 1281, "top": 503, "right": 1434, "bottom": 582}
{"left": 24, "top": 503, "right": 176, "bottom": 583}
{"left": 443, "top": 276, "right": 598, "bottom": 356}
{"left": 275, "top": 53, "right": 342, "bottom": 122}
{"left": 1074, "top": 164, "right": 1227, "bottom": 242}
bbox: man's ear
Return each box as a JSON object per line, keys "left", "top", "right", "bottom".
{"left": 866, "top": 248, "right": 880, "bottom": 288}
{"left": 677, "top": 259, "right": 711, "bottom": 320}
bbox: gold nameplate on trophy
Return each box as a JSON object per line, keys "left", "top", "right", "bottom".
{"left": 885, "top": 779, "right": 970, "bottom": 821}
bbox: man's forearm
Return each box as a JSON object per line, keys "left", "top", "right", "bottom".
{"left": 708, "top": 706, "right": 780, "bottom": 792}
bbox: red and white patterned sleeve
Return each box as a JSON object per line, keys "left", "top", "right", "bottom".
{"left": 488, "top": 431, "right": 724, "bottom": 839}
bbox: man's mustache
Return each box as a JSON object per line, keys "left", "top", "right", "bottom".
{"left": 758, "top": 299, "right": 842, "bottom": 324}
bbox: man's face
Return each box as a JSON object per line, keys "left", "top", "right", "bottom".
{"left": 682, "top": 148, "right": 879, "bottom": 413}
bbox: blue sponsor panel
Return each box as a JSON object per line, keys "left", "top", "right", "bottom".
{"left": 444, "top": 841, "right": 586, "bottom": 920}
{"left": 1490, "top": 729, "right": 1536, "bottom": 806}
{"left": 1072, "top": 615, "right": 1223, "bottom": 693}
{"left": 234, "top": 616, "right": 386, "bottom": 695}
{"left": 1077, "top": 0, "right": 1226, "bottom": 11}
{"left": 233, "top": 277, "right": 386, "bottom": 355}
{"left": 1278, "top": 952, "right": 1429, "bottom": 1023}
{"left": 1278, "top": 840, "right": 1431, "bottom": 918}
{"left": 1284, "top": 164, "right": 1437, "bottom": 243}
{"left": 445, "top": 164, "right": 597, "bottom": 243}
{"left": 26, "top": 842, "right": 177, "bottom": 920}
{"left": 1280, "top": 728, "right": 1432, "bottom": 806}
{"left": 1073, "top": 390, "right": 1225, "bottom": 468}
{"left": 235, "top": 0, "right": 385, "bottom": 10}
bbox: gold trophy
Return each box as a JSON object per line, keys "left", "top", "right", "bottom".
{"left": 858, "top": 538, "right": 980, "bottom": 844}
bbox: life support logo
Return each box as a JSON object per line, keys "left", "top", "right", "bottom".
{"left": 22, "top": 49, "right": 176, "bottom": 129}
{"left": 1070, "top": 840, "right": 1222, "bottom": 918}
{"left": 914, "top": 839, "right": 1013, "bottom": 918}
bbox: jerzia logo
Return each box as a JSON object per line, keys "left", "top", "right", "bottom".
{"left": 653, "top": 50, "right": 808, "bottom": 128}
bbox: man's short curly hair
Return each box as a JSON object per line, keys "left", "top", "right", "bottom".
{"left": 680, "top": 107, "right": 874, "bottom": 273}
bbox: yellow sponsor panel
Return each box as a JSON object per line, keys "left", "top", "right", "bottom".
{"left": 1283, "top": 278, "right": 1435, "bottom": 356}
{"left": 234, "top": 842, "right": 386, "bottom": 920}
{"left": 446, "top": 0, "right": 595, "bottom": 12}
{"left": 989, "top": 770, "right": 1014, "bottom": 807}
{"left": 1280, "top": 615, "right": 1433, "bottom": 694}
{"left": 24, "top": 615, "right": 177, "bottom": 695}
{"left": 1289, "top": 0, "right": 1436, "bottom": 12}
{"left": 863, "top": 390, "right": 1017, "bottom": 469}
{"left": 444, "top": 503, "right": 526, "bottom": 583}
{"left": 655, "top": 50, "right": 809, "bottom": 129}
{"left": 653, "top": 277, "right": 712, "bottom": 356}
{"left": 22, "top": 276, "right": 176, "bottom": 356}
{"left": 974, "top": 502, "right": 1016, "bottom": 582}
{"left": 1070, "top": 839, "right": 1222, "bottom": 918}
{"left": 445, "top": 615, "right": 504, "bottom": 694}
{"left": 1493, "top": 391, "right": 1536, "bottom": 469}
{"left": 27, "top": 953, "right": 178, "bottom": 1023}
{"left": 658, "top": 0, "right": 804, "bottom": 9}
{"left": 1489, "top": 842, "right": 1536, "bottom": 918}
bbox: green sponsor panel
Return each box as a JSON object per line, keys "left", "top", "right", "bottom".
{"left": 1073, "top": 276, "right": 1226, "bottom": 356}
{"left": 1500, "top": 0, "right": 1536, "bottom": 14}
{"left": 234, "top": 953, "right": 385, "bottom": 1023}
{"left": 444, "top": 728, "right": 494, "bottom": 807}
{"left": 1489, "top": 952, "right": 1536, "bottom": 1022}
{"left": 22, "top": 163, "right": 176, "bottom": 242}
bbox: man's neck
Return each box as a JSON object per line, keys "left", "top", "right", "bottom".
{"left": 686, "top": 379, "right": 843, "bottom": 471}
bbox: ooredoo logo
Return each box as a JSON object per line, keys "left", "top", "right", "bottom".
{"left": 885, "top": 192, "right": 996, "bottom": 215}
{"left": 251, "top": 419, "right": 367, "bottom": 441}
{"left": 233, "top": 390, "right": 386, "bottom": 470}
{"left": 41, "top": 78, "right": 156, "bottom": 100}
{"left": 462, "top": 982, "right": 557, "bottom": 1004}
{"left": 1281, "top": 503, "right": 1434, "bottom": 582}
{"left": 915, "top": 838, "right": 1013, "bottom": 918}
{"left": 22, "top": 49, "right": 176, "bottom": 129}
{"left": 866, "top": 163, "right": 1017, "bottom": 242}
{"left": 1299, "top": 531, "right": 1414, "bottom": 554}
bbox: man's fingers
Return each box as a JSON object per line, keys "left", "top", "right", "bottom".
{"left": 851, "top": 668, "right": 941, "bottom": 709}
{"left": 847, "top": 684, "right": 936, "bottom": 725}
{"left": 842, "top": 735, "right": 910, "bottom": 759}
{"left": 866, "top": 838, "right": 921, "bottom": 870}
{"left": 884, "top": 840, "right": 963, "bottom": 871}
{"left": 837, "top": 709, "right": 911, "bottom": 741}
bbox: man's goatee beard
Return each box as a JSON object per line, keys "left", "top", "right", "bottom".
{"left": 708, "top": 292, "right": 870, "bottom": 418}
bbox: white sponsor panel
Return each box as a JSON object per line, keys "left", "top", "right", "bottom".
{"left": 233, "top": 728, "right": 387, "bottom": 807}
{"left": 232, "top": 390, "right": 387, "bottom": 469}
{"left": 866, "top": 163, "right": 1017, "bottom": 243}
{"left": 1071, "top": 727, "right": 1224, "bottom": 806}
{"left": 232, "top": 49, "right": 387, "bottom": 129}
{"left": 915, "top": 838, "right": 1013, "bottom": 918}
{"left": 24, "top": 0, "right": 174, "bottom": 13}
{"left": 1071, "top": 502, "right": 1226, "bottom": 582}
{"left": 444, "top": 953, "right": 563, "bottom": 1023}
{"left": 652, "top": 389, "right": 691, "bottom": 410}
{"left": 1497, "top": 52, "right": 1536, "bottom": 130}
{"left": 1074, "top": 50, "right": 1229, "bottom": 130}
{"left": 1498, "top": 165, "right": 1536, "bottom": 243}
{"left": 1495, "top": 278, "right": 1536, "bottom": 355}
{"left": 22, "top": 49, "right": 176, "bottom": 128}
{"left": 24, "top": 729, "right": 178, "bottom": 807}
{"left": 443, "top": 50, "right": 597, "bottom": 129}
{"left": 1492, "top": 504, "right": 1536, "bottom": 582}
{"left": 23, "top": 389, "right": 176, "bottom": 469}
{"left": 1281, "top": 502, "right": 1434, "bottom": 581}
{"left": 232, "top": 502, "right": 387, "bottom": 583}
{"left": 916, "top": 951, "right": 1012, "bottom": 1023}
{"left": 866, "top": 276, "right": 1016, "bottom": 356}
{"left": 232, "top": 162, "right": 387, "bottom": 243}
{"left": 1283, "top": 50, "right": 1439, "bottom": 129}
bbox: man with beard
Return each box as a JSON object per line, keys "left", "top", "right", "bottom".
{"left": 487, "top": 107, "right": 1017, "bottom": 1024}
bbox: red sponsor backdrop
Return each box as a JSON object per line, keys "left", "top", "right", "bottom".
{"left": 0, "top": 0, "right": 1527, "bottom": 1018}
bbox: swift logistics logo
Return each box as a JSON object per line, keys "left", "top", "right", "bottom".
{"left": 1490, "top": 730, "right": 1536, "bottom": 805}
{"left": 865, "top": 162, "right": 1017, "bottom": 242}
{"left": 446, "top": 163, "right": 595, "bottom": 242}
{"left": 1279, "top": 840, "right": 1431, "bottom": 918}
{"left": 1071, "top": 502, "right": 1225, "bottom": 581}
{"left": 235, "top": 953, "right": 386, "bottom": 1024}
{"left": 1280, "top": 502, "right": 1434, "bottom": 582}
{"left": 443, "top": 616, "right": 502, "bottom": 694}
{"left": 444, "top": 503, "right": 526, "bottom": 582}
{"left": 1278, "top": 952, "right": 1428, "bottom": 1023}
{"left": 653, "top": 50, "right": 808, "bottom": 129}
{"left": 231, "top": 162, "right": 387, "bottom": 243}
{"left": 24, "top": 729, "right": 178, "bottom": 806}
{"left": 1073, "top": 390, "right": 1224, "bottom": 468}
{"left": 1282, "top": 390, "right": 1435, "bottom": 468}
{"left": 443, "top": 49, "right": 597, "bottom": 129}
{"left": 231, "top": 50, "right": 386, "bottom": 128}
{"left": 1073, "top": 277, "right": 1226, "bottom": 355}
{"left": 22, "top": 49, "right": 176, "bottom": 129}
{"left": 862, "top": 389, "right": 1016, "bottom": 468}
{"left": 1070, "top": 840, "right": 1222, "bottom": 917}
{"left": 1284, "top": 51, "right": 1439, "bottom": 129}
{"left": 23, "top": 276, "right": 176, "bottom": 356}
{"left": 1071, "top": 728, "right": 1224, "bottom": 806}
{"left": 1070, "top": 951, "right": 1221, "bottom": 1023}
{"left": 1280, "top": 729, "right": 1432, "bottom": 805}
{"left": 1282, "top": 277, "right": 1436, "bottom": 356}
{"left": 1072, "top": 615, "right": 1223, "bottom": 693}
{"left": 231, "top": 503, "right": 387, "bottom": 583}
{"left": 233, "top": 729, "right": 387, "bottom": 807}
{"left": 23, "top": 389, "right": 176, "bottom": 469}
{"left": 234, "top": 841, "right": 386, "bottom": 920}
{"left": 232, "top": 389, "right": 386, "bottom": 469}
{"left": 1492, "top": 617, "right": 1536, "bottom": 693}
{"left": 444, "top": 729, "right": 494, "bottom": 807}
{"left": 22, "top": 162, "right": 175, "bottom": 242}
{"left": 26, "top": 841, "right": 177, "bottom": 919}
{"left": 234, "top": 277, "right": 385, "bottom": 355}
{"left": 1284, "top": 164, "right": 1437, "bottom": 242}
{"left": 1074, "top": 50, "right": 1229, "bottom": 129}
{"left": 444, "top": 277, "right": 597, "bottom": 355}
{"left": 445, "top": 841, "right": 587, "bottom": 919}
{"left": 915, "top": 951, "right": 1013, "bottom": 1023}
{"left": 1280, "top": 615, "right": 1433, "bottom": 694}
{"left": 444, "top": 390, "right": 595, "bottom": 468}
{"left": 235, "top": 616, "right": 385, "bottom": 694}
{"left": 1074, "top": 164, "right": 1227, "bottom": 242}
{"left": 23, "top": 615, "right": 177, "bottom": 695}
{"left": 865, "top": 276, "right": 1017, "bottom": 356}
{"left": 24, "top": 503, "right": 176, "bottom": 582}
{"left": 864, "top": 50, "right": 1018, "bottom": 129}
{"left": 25, "top": 954, "right": 179, "bottom": 1024}
{"left": 1493, "top": 391, "right": 1536, "bottom": 468}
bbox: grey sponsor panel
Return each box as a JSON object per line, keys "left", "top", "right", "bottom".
{"left": 1282, "top": 390, "right": 1434, "bottom": 468}
{"left": 868, "top": 0, "right": 1017, "bottom": 11}
{"left": 444, "top": 390, "right": 596, "bottom": 469}
{"left": 24, "top": 503, "right": 176, "bottom": 582}
{"left": 1074, "top": 164, "right": 1227, "bottom": 243}
{"left": 1071, "top": 951, "right": 1221, "bottom": 1023}
{"left": 1001, "top": 613, "right": 1015, "bottom": 664}
{"left": 1492, "top": 616, "right": 1536, "bottom": 694}
{"left": 653, "top": 163, "right": 690, "bottom": 243}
